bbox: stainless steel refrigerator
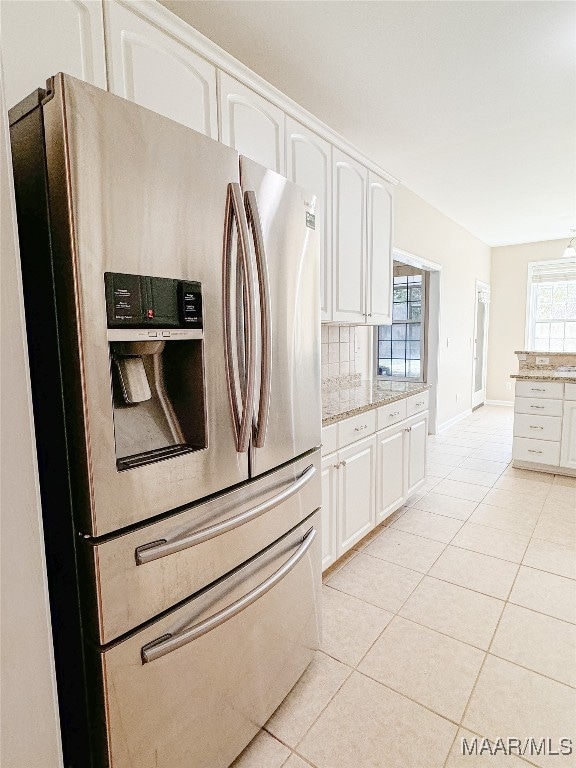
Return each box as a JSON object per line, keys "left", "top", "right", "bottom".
{"left": 10, "top": 73, "right": 321, "bottom": 768}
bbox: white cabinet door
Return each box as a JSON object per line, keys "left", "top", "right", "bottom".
{"left": 332, "top": 148, "right": 367, "bottom": 323}
{"left": 321, "top": 454, "right": 338, "bottom": 571}
{"left": 376, "top": 426, "right": 405, "bottom": 522}
{"left": 104, "top": 1, "right": 218, "bottom": 137}
{"left": 338, "top": 435, "right": 376, "bottom": 553}
{"left": 286, "top": 118, "right": 332, "bottom": 321}
{"left": 560, "top": 401, "right": 576, "bottom": 470}
{"left": 1, "top": 0, "right": 106, "bottom": 109}
{"left": 405, "top": 414, "right": 428, "bottom": 498}
{"left": 367, "top": 172, "right": 393, "bottom": 325}
{"left": 219, "top": 72, "right": 285, "bottom": 173}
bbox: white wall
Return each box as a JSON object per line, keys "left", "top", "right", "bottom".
{"left": 393, "top": 185, "right": 491, "bottom": 428}
{"left": 486, "top": 238, "right": 570, "bottom": 403}
{"left": 0, "top": 64, "right": 63, "bottom": 768}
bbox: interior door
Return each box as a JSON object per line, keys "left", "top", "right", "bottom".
{"left": 472, "top": 282, "right": 490, "bottom": 409}
{"left": 240, "top": 156, "right": 321, "bottom": 477}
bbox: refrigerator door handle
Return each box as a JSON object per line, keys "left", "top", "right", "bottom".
{"left": 245, "top": 190, "right": 272, "bottom": 448}
{"left": 223, "top": 182, "right": 257, "bottom": 453}
{"left": 141, "top": 527, "right": 317, "bottom": 663}
{"left": 135, "top": 464, "right": 316, "bottom": 565}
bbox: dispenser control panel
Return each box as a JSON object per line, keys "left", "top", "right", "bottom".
{"left": 105, "top": 272, "right": 203, "bottom": 330}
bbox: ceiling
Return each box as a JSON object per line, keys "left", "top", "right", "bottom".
{"left": 160, "top": 1, "right": 575, "bottom": 247}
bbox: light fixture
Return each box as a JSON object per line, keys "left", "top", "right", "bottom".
{"left": 563, "top": 229, "right": 576, "bottom": 258}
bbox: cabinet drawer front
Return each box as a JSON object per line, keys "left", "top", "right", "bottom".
{"left": 515, "top": 381, "right": 564, "bottom": 399}
{"left": 565, "top": 383, "right": 576, "bottom": 401}
{"left": 513, "top": 413, "right": 562, "bottom": 441}
{"left": 337, "top": 410, "right": 376, "bottom": 448}
{"left": 406, "top": 390, "right": 429, "bottom": 417}
{"left": 322, "top": 423, "right": 338, "bottom": 455}
{"left": 377, "top": 399, "right": 407, "bottom": 430}
{"left": 514, "top": 397, "right": 563, "bottom": 417}
{"left": 513, "top": 437, "right": 560, "bottom": 466}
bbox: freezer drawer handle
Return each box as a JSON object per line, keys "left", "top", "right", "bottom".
{"left": 141, "top": 526, "right": 317, "bottom": 663}
{"left": 135, "top": 465, "right": 317, "bottom": 565}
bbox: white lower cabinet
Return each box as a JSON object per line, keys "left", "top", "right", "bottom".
{"left": 321, "top": 454, "right": 338, "bottom": 571}
{"left": 406, "top": 414, "right": 428, "bottom": 497}
{"left": 513, "top": 380, "right": 576, "bottom": 474}
{"left": 338, "top": 434, "right": 376, "bottom": 553}
{"left": 376, "top": 427, "right": 405, "bottom": 522}
{"left": 560, "top": 400, "right": 576, "bottom": 470}
{"left": 376, "top": 413, "right": 428, "bottom": 523}
{"left": 321, "top": 407, "right": 428, "bottom": 571}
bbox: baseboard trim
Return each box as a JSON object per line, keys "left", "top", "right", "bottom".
{"left": 485, "top": 400, "right": 514, "bottom": 407}
{"left": 438, "top": 409, "right": 473, "bottom": 433}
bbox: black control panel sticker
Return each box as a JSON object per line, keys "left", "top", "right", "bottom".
{"left": 179, "top": 281, "right": 203, "bottom": 327}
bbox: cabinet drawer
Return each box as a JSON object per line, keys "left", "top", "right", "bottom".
{"left": 377, "top": 398, "right": 407, "bottom": 430}
{"left": 337, "top": 410, "right": 376, "bottom": 448}
{"left": 515, "top": 381, "right": 564, "bottom": 399}
{"left": 322, "top": 423, "right": 338, "bottom": 455}
{"left": 513, "top": 437, "right": 560, "bottom": 466}
{"left": 565, "top": 383, "right": 576, "bottom": 401}
{"left": 406, "top": 390, "right": 429, "bottom": 417}
{"left": 514, "top": 397, "right": 563, "bottom": 417}
{"left": 513, "top": 413, "right": 562, "bottom": 441}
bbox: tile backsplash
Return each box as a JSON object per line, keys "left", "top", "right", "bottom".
{"left": 321, "top": 325, "right": 357, "bottom": 381}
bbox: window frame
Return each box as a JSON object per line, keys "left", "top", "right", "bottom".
{"left": 525, "top": 258, "right": 576, "bottom": 352}
{"left": 375, "top": 268, "right": 429, "bottom": 382}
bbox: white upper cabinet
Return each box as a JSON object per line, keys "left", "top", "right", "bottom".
{"left": 104, "top": 1, "right": 218, "bottom": 137}
{"left": 286, "top": 118, "right": 332, "bottom": 321}
{"left": 332, "top": 148, "right": 367, "bottom": 323}
{"left": 219, "top": 72, "right": 285, "bottom": 174}
{"left": 1, "top": 0, "right": 106, "bottom": 109}
{"left": 367, "top": 172, "right": 393, "bottom": 325}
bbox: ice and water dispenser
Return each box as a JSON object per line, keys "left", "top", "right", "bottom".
{"left": 105, "top": 272, "right": 206, "bottom": 470}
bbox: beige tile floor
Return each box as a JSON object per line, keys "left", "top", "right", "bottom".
{"left": 232, "top": 406, "right": 576, "bottom": 768}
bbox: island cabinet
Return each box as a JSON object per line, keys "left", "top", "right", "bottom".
{"left": 513, "top": 380, "right": 576, "bottom": 475}
{"left": 560, "top": 386, "right": 576, "bottom": 470}
{"left": 103, "top": 1, "right": 218, "bottom": 137}
{"left": 321, "top": 392, "right": 428, "bottom": 571}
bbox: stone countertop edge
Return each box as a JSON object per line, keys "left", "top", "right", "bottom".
{"left": 322, "top": 383, "right": 430, "bottom": 426}
{"left": 514, "top": 351, "right": 576, "bottom": 356}
{"left": 510, "top": 373, "right": 576, "bottom": 383}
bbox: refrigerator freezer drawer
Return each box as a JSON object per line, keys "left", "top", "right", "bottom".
{"left": 98, "top": 513, "right": 321, "bottom": 768}
{"left": 86, "top": 450, "right": 320, "bottom": 644}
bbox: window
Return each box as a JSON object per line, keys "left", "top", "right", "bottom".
{"left": 376, "top": 265, "right": 427, "bottom": 380}
{"left": 527, "top": 260, "right": 576, "bottom": 352}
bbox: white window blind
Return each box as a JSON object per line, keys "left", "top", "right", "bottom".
{"left": 530, "top": 261, "right": 576, "bottom": 283}
{"left": 526, "top": 259, "right": 576, "bottom": 352}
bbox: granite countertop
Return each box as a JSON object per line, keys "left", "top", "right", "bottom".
{"left": 511, "top": 372, "right": 576, "bottom": 383}
{"left": 322, "top": 379, "right": 430, "bottom": 426}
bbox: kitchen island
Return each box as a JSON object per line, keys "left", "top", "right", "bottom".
{"left": 511, "top": 352, "right": 576, "bottom": 475}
